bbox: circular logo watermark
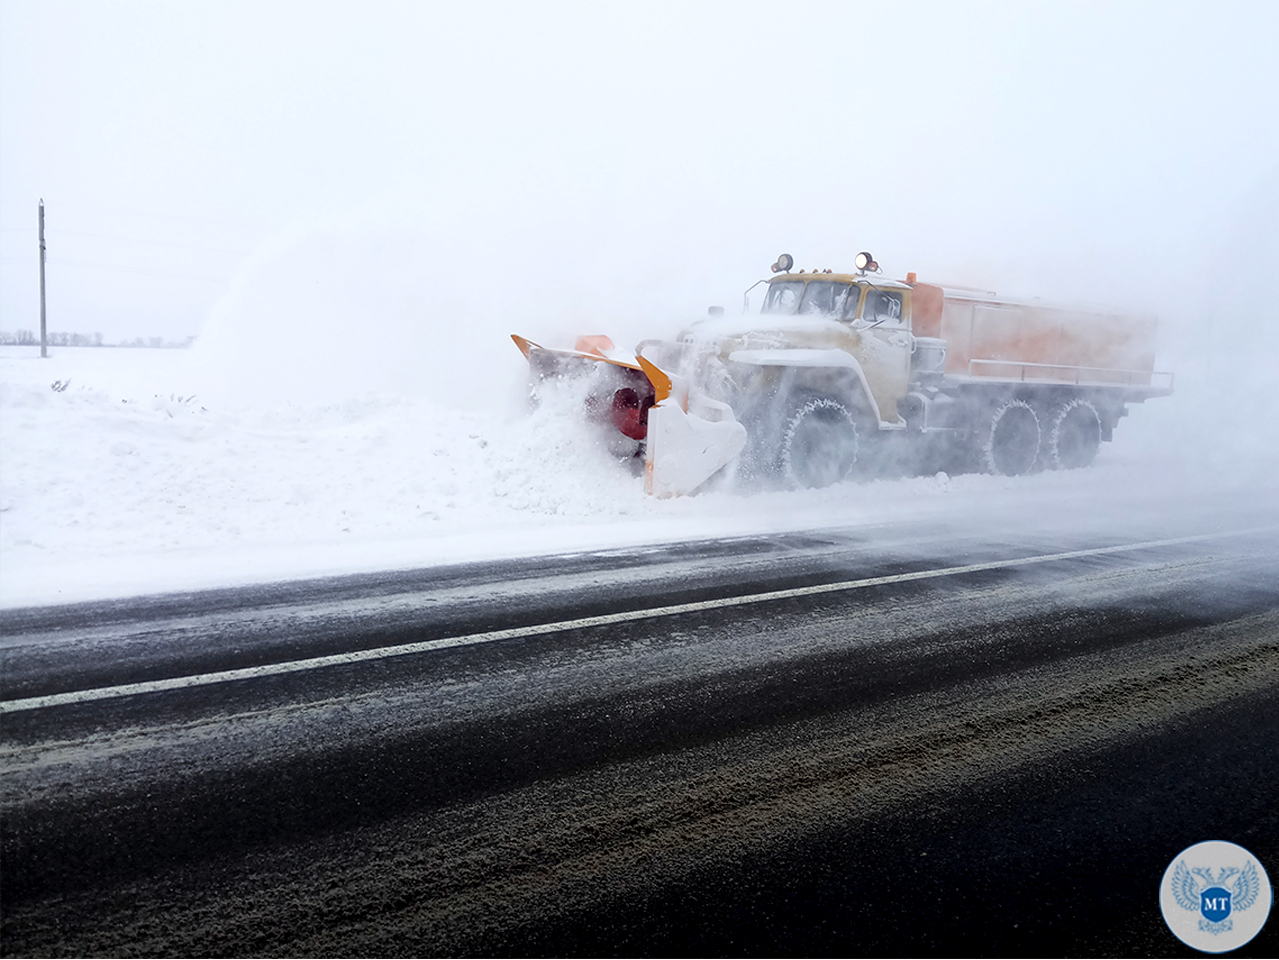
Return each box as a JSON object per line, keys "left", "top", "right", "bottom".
{"left": 1161, "top": 841, "right": 1272, "bottom": 953}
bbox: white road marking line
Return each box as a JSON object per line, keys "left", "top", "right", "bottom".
{"left": 1, "top": 528, "right": 1269, "bottom": 714}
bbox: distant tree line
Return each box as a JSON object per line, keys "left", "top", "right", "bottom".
{"left": 0, "top": 331, "right": 196, "bottom": 348}
{"left": 1, "top": 330, "right": 104, "bottom": 346}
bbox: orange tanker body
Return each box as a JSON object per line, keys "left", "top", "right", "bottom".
{"left": 909, "top": 282, "right": 1160, "bottom": 387}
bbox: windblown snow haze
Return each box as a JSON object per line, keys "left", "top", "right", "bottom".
{"left": 2, "top": 0, "right": 1277, "bottom": 605}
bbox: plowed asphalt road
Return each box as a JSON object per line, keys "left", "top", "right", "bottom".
{"left": 3, "top": 510, "right": 1278, "bottom": 957}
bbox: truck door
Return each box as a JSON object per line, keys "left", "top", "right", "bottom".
{"left": 857, "top": 287, "right": 912, "bottom": 423}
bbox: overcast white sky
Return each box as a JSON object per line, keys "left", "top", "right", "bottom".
{"left": 1, "top": 0, "right": 1277, "bottom": 351}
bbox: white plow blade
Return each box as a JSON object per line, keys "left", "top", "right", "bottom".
{"left": 644, "top": 398, "right": 747, "bottom": 497}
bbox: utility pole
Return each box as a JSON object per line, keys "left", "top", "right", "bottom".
{"left": 38, "top": 199, "right": 48, "bottom": 358}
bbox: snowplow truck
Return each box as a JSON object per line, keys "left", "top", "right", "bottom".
{"left": 512, "top": 253, "right": 1173, "bottom": 496}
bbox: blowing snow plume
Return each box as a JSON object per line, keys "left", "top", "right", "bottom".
{"left": 191, "top": 218, "right": 525, "bottom": 412}
{"left": 1109, "top": 172, "right": 1279, "bottom": 490}
{"left": 187, "top": 180, "right": 773, "bottom": 416}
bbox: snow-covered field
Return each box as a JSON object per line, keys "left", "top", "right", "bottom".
{"left": 1, "top": 342, "right": 1273, "bottom": 609}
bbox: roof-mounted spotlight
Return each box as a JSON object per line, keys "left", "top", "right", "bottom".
{"left": 854, "top": 251, "right": 878, "bottom": 274}
{"left": 770, "top": 253, "right": 794, "bottom": 274}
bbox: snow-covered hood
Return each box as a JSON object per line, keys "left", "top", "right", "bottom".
{"left": 676, "top": 312, "right": 848, "bottom": 343}
{"left": 673, "top": 312, "right": 861, "bottom": 361}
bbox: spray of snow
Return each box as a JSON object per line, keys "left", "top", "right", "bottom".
{"left": 4, "top": 175, "right": 1278, "bottom": 607}
{"left": 3, "top": 336, "right": 1274, "bottom": 609}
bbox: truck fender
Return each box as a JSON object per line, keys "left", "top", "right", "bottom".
{"left": 726, "top": 348, "right": 886, "bottom": 426}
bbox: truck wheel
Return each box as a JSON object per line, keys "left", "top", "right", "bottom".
{"left": 781, "top": 396, "right": 859, "bottom": 488}
{"left": 1046, "top": 398, "right": 1101, "bottom": 469}
{"left": 981, "top": 399, "right": 1040, "bottom": 476}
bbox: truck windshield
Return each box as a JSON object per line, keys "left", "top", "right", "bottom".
{"left": 762, "top": 280, "right": 856, "bottom": 317}
{"left": 762, "top": 281, "right": 803, "bottom": 314}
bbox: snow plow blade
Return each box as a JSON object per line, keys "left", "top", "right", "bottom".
{"left": 512, "top": 335, "right": 745, "bottom": 497}
{"left": 644, "top": 396, "right": 746, "bottom": 497}
{"left": 637, "top": 356, "right": 746, "bottom": 497}
{"left": 512, "top": 333, "right": 655, "bottom": 439}
{"left": 509, "top": 334, "right": 644, "bottom": 370}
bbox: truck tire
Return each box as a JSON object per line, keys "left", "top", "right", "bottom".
{"left": 781, "top": 396, "right": 859, "bottom": 488}
{"left": 1045, "top": 398, "right": 1101, "bottom": 469}
{"left": 981, "top": 399, "right": 1040, "bottom": 476}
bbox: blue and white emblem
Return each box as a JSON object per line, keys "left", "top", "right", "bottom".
{"left": 1172, "top": 860, "right": 1260, "bottom": 934}
{"left": 1161, "top": 841, "right": 1272, "bottom": 953}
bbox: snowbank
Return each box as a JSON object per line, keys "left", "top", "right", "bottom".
{"left": 1, "top": 344, "right": 1274, "bottom": 608}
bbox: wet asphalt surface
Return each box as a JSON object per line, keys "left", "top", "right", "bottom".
{"left": 2, "top": 515, "right": 1278, "bottom": 957}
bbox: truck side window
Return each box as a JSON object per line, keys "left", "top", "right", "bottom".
{"left": 864, "top": 290, "right": 903, "bottom": 324}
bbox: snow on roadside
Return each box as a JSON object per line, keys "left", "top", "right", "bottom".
{"left": 0, "top": 348, "right": 645, "bottom": 591}
{"left": 0, "top": 347, "right": 839, "bottom": 603}
{"left": 1, "top": 345, "right": 1270, "bottom": 608}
